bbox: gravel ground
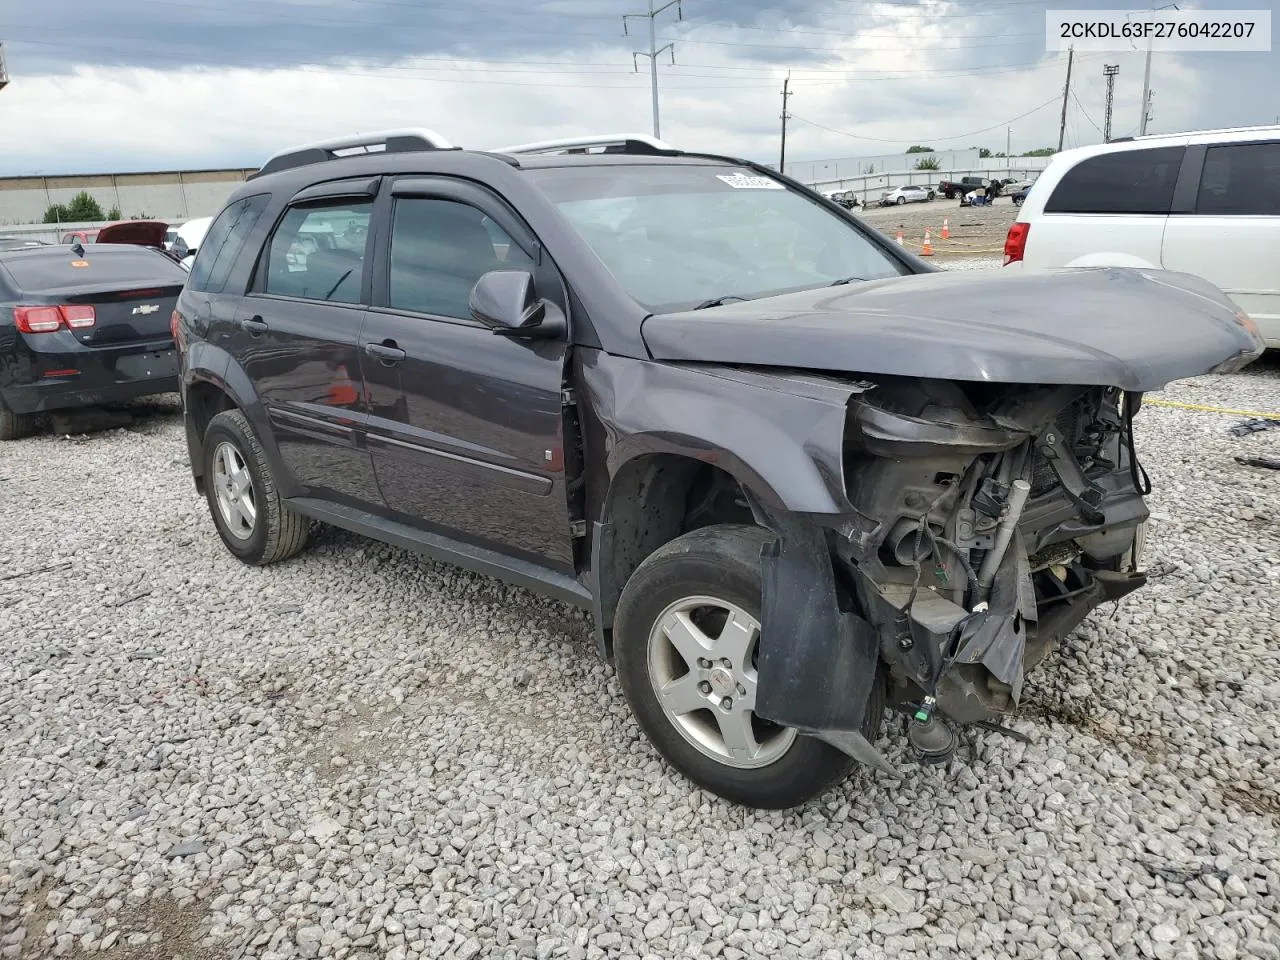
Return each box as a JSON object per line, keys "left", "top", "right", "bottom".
{"left": 2, "top": 349, "right": 1279, "bottom": 958}
{"left": 857, "top": 197, "right": 1019, "bottom": 258}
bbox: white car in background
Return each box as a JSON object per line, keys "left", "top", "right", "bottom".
{"left": 879, "top": 184, "right": 935, "bottom": 206}
{"left": 170, "top": 216, "right": 213, "bottom": 270}
{"left": 1003, "top": 124, "right": 1279, "bottom": 348}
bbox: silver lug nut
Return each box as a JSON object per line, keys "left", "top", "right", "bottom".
{"left": 720, "top": 697, "right": 733, "bottom": 711}
{"left": 698, "top": 681, "right": 712, "bottom": 695}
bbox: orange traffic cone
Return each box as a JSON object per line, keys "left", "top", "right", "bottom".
{"left": 921, "top": 228, "right": 934, "bottom": 256}
{"left": 941, "top": 217, "right": 950, "bottom": 240}
{"left": 895, "top": 227, "right": 905, "bottom": 246}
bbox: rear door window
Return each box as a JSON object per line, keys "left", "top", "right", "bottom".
{"left": 1196, "top": 142, "right": 1280, "bottom": 216}
{"left": 260, "top": 201, "right": 373, "bottom": 304}
{"left": 0, "top": 247, "right": 187, "bottom": 294}
{"left": 1044, "top": 146, "right": 1185, "bottom": 214}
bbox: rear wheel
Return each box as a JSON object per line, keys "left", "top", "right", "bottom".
{"left": 202, "top": 409, "right": 310, "bottom": 565}
{"left": 613, "top": 523, "right": 884, "bottom": 809}
{"left": 0, "top": 400, "right": 37, "bottom": 441}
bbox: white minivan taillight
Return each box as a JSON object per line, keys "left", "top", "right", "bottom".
{"left": 1003, "top": 222, "right": 1030, "bottom": 265}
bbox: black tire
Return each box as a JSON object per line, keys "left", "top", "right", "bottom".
{"left": 0, "top": 399, "right": 36, "bottom": 442}
{"left": 202, "top": 409, "right": 309, "bottom": 565}
{"left": 613, "top": 523, "right": 885, "bottom": 809}
{"left": 1013, "top": 195, "right": 1024, "bottom": 206}
{"left": 927, "top": 191, "right": 936, "bottom": 201}
{"left": 895, "top": 196, "right": 906, "bottom": 205}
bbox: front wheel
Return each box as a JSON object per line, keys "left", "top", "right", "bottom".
{"left": 895, "top": 196, "right": 906, "bottom": 205}
{"left": 1013, "top": 195, "right": 1024, "bottom": 206}
{"left": 613, "top": 524, "right": 884, "bottom": 809}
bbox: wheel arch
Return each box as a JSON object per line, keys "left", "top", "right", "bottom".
{"left": 182, "top": 348, "right": 289, "bottom": 497}
{"left": 587, "top": 450, "right": 773, "bottom": 661}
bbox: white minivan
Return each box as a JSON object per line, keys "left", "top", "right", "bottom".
{"left": 1003, "top": 125, "right": 1280, "bottom": 347}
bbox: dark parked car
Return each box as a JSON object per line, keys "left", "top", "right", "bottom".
{"left": 175, "top": 130, "right": 1262, "bottom": 809}
{"left": 0, "top": 237, "right": 51, "bottom": 251}
{"left": 0, "top": 243, "right": 187, "bottom": 439}
{"left": 937, "top": 175, "right": 989, "bottom": 199}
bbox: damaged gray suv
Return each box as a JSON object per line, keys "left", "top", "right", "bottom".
{"left": 175, "top": 130, "right": 1263, "bottom": 809}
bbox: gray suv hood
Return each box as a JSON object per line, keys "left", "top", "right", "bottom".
{"left": 640, "top": 267, "right": 1263, "bottom": 391}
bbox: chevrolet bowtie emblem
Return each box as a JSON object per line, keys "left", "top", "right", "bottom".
{"left": 132, "top": 304, "right": 160, "bottom": 315}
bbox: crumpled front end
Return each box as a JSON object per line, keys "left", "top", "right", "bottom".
{"left": 752, "top": 374, "right": 1152, "bottom": 765}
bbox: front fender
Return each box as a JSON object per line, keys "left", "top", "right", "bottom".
{"left": 582, "top": 352, "right": 859, "bottom": 516}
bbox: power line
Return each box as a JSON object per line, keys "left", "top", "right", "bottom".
{"left": 1071, "top": 89, "right": 1103, "bottom": 137}
{"left": 2, "top": 28, "right": 1099, "bottom": 84}
{"left": 789, "top": 94, "right": 1062, "bottom": 145}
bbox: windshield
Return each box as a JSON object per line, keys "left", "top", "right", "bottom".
{"left": 525, "top": 163, "right": 908, "bottom": 313}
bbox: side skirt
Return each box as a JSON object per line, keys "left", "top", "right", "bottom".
{"left": 286, "top": 497, "right": 593, "bottom": 610}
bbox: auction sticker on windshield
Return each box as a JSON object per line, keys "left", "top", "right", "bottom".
{"left": 717, "top": 173, "right": 784, "bottom": 189}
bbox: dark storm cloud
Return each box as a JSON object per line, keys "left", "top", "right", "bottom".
{"left": 0, "top": 0, "right": 1036, "bottom": 77}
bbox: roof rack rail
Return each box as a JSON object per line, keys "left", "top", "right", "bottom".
{"left": 491, "top": 133, "right": 675, "bottom": 156}
{"left": 252, "top": 128, "right": 455, "bottom": 178}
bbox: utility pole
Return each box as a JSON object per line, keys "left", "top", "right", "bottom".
{"left": 1103, "top": 64, "right": 1119, "bottom": 142}
{"left": 1057, "top": 46, "right": 1074, "bottom": 152}
{"left": 0, "top": 42, "right": 10, "bottom": 93}
{"left": 1138, "top": 3, "right": 1178, "bottom": 136}
{"left": 779, "top": 72, "right": 792, "bottom": 174}
{"left": 624, "top": 0, "right": 682, "bottom": 139}
{"left": 1006, "top": 127, "right": 1011, "bottom": 171}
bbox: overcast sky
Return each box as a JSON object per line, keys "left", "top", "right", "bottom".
{"left": 0, "top": 0, "right": 1274, "bottom": 175}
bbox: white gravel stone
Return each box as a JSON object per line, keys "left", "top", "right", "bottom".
{"left": 2, "top": 365, "right": 1280, "bottom": 958}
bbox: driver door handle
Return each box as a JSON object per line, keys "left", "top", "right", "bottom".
{"left": 239, "top": 316, "right": 269, "bottom": 335}
{"left": 365, "top": 341, "right": 406, "bottom": 363}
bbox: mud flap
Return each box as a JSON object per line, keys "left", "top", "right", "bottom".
{"left": 755, "top": 516, "right": 894, "bottom": 774}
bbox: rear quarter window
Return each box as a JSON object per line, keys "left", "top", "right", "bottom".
{"left": 187, "top": 194, "right": 270, "bottom": 294}
{"left": 1044, "top": 145, "right": 1185, "bottom": 215}
{"left": 0, "top": 247, "right": 187, "bottom": 295}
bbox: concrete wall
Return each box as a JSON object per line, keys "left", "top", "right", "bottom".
{"left": 0, "top": 168, "right": 256, "bottom": 227}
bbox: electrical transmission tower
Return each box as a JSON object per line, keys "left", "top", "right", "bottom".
{"left": 0, "top": 42, "right": 10, "bottom": 92}
{"left": 1103, "top": 64, "right": 1119, "bottom": 142}
{"left": 624, "top": 0, "right": 683, "bottom": 139}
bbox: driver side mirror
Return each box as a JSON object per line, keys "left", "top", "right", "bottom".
{"left": 470, "top": 269, "right": 564, "bottom": 339}
{"left": 171, "top": 237, "right": 190, "bottom": 260}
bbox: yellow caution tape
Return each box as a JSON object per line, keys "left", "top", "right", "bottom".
{"left": 1144, "top": 397, "right": 1280, "bottom": 418}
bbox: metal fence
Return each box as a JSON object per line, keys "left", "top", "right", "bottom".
{"left": 802, "top": 168, "right": 1045, "bottom": 207}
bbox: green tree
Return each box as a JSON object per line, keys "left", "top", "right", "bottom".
{"left": 914, "top": 156, "right": 941, "bottom": 171}
{"left": 105, "top": 206, "right": 121, "bottom": 221}
{"left": 905, "top": 145, "right": 935, "bottom": 154}
{"left": 1020, "top": 147, "right": 1056, "bottom": 157}
{"left": 977, "top": 147, "right": 992, "bottom": 158}
{"left": 65, "top": 191, "right": 107, "bottom": 221}
{"left": 42, "top": 203, "right": 72, "bottom": 224}
{"left": 865, "top": 163, "right": 876, "bottom": 174}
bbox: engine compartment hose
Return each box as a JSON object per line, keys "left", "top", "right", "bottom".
{"left": 976, "top": 478, "right": 1032, "bottom": 592}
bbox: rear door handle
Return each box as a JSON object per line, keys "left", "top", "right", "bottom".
{"left": 364, "top": 341, "right": 406, "bottom": 363}
{"left": 239, "top": 316, "right": 269, "bottom": 335}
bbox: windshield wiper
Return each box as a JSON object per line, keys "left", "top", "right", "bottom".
{"left": 828, "top": 276, "right": 870, "bottom": 286}
{"left": 692, "top": 295, "right": 748, "bottom": 310}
